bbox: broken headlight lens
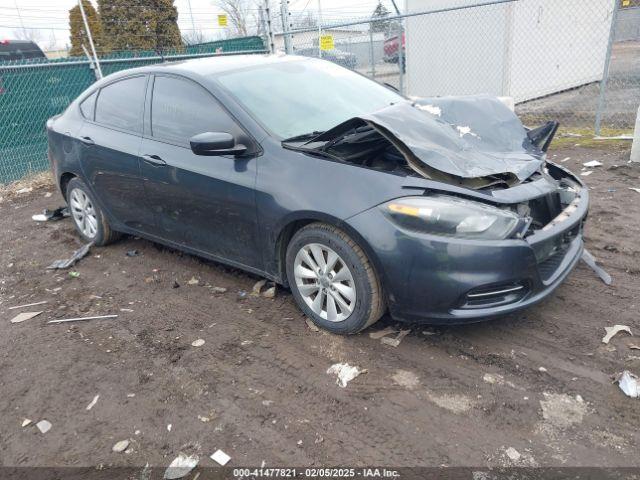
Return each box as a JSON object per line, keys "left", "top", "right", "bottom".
{"left": 384, "top": 195, "right": 520, "bottom": 240}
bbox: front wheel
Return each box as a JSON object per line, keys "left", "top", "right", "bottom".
{"left": 286, "top": 223, "right": 385, "bottom": 334}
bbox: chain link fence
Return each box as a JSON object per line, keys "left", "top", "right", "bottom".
{"left": 276, "top": 0, "right": 639, "bottom": 135}
{"left": 0, "top": 38, "right": 266, "bottom": 184}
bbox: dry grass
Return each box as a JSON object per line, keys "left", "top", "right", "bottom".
{"left": 0, "top": 171, "right": 55, "bottom": 203}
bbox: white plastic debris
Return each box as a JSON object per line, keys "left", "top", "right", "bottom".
{"left": 580, "top": 171, "right": 593, "bottom": 177}
{"left": 86, "top": 394, "right": 100, "bottom": 411}
{"left": 167, "top": 424, "right": 172, "bottom": 432}
{"left": 191, "top": 339, "right": 205, "bottom": 347}
{"left": 36, "top": 419, "right": 52, "bottom": 434}
{"left": 602, "top": 325, "right": 632, "bottom": 344}
{"left": 629, "top": 188, "right": 640, "bottom": 194}
{"left": 10, "top": 311, "right": 43, "bottom": 324}
{"left": 327, "top": 363, "right": 366, "bottom": 388}
{"left": 583, "top": 160, "right": 603, "bottom": 168}
{"left": 8, "top": 300, "right": 48, "bottom": 310}
{"left": 581, "top": 249, "right": 612, "bottom": 285}
{"left": 22, "top": 419, "right": 32, "bottom": 427}
{"left": 112, "top": 439, "right": 130, "bottom": 453}
{"left": 505, "top": 447, "right": 521, "bottom": 462}
{"left": 538, "top": 367, "right": 548, "bottom": 373}
{"left": 210, "top": 449, "right": 231, "bottom": 466}
{"left": 417, "top": 104, "right": 442, "bottom": 116}
{"left": 164, "top": 453, "right": 199, "bottom": 479}
{"left": 47, "top": 314, "right": 118, "bottom": 324}
{"left": 380, "top": 329, "right": 411, "bottom": 347}
{"left": 187, "top": 277, "right": 199, "bottom": 285}
{"left": 617, "top": 371, "right": 639, "bottom": 398}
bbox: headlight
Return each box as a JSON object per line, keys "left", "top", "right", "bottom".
{"left": 384, "top": 195, "right": 520, "bottom": 240}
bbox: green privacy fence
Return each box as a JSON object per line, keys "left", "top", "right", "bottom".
{"left": 0, "top": 36, "right": 266, "bottom": 184}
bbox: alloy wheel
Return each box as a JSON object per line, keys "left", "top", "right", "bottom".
{"left": 69, "top": 187, "right": 98, "bottom": 239}
{"left": 293, "top": 243, "right": 356, "bottom": 322}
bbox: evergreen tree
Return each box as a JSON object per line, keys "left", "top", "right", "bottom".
{"left": 69, "top": 0, "right": 108, "bottom": 57}
{"left": 370, "top": 2, "right": 398, "bottom": 34}
{"left": 98, "top": 0, "right": 182, "bottom": 53}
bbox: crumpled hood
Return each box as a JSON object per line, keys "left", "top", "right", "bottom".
{"left": 312, "top": 95, "right": 545, "bottom": 186}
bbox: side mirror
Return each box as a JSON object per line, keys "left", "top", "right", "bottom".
{"left": 189, "top": 132, "right": 247, "bottom": 156}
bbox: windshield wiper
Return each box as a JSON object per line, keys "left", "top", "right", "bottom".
{"left": 282, "top": 131, "right": 324, "bottom": 143}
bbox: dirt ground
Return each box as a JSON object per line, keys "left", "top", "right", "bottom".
{"left": 1, "top": 144, "right": 640, "bottom": 475}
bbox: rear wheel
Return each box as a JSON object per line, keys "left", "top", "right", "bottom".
{"left": 286, "top": 223, "right": 385, "bottom": 334}
{"left": 66, "top": 178, "right": 120, "bottom": 246}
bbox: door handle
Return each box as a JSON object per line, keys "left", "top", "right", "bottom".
{"left": 142, "top": 154, "right": 167, "bottom": 166}
{"left": 80, "top": 136, "right": 95, "bottom": 146}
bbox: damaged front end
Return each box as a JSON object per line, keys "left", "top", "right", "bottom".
{"left": 284, "top": 95, "right": 588, "bottom": 296}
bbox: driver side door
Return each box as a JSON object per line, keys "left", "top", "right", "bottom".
{"left": 140, "top": 74, "right": 261, "bottom": 270}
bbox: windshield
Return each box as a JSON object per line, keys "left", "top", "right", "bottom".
{"left": 215, "top": 57, "right": 404, "bottom": 140}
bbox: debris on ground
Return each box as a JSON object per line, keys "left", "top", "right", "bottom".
{"left": 617, "top": 371, "right": 639, "bottom": 398}
{"left": 47, "top": 243, "right": 92, "bottom": 270}
{"left": 8, "top": 300, "right": 47, "bottom": 310}
{"left": 369, "top": 326, "right": 397, "bottom": 339}
{"left": 172, "top": 280, "right": 180, "bottom": 289}
{"left": 539, "top": 393, "right": 587, "bottom": 429}
{"left": 191, "top": 339, "right": 205, "bottom": 347}
{"left": 252, "top": 279, "right": 267, "bottom": 295}
{"left": 112, "top": 439, "right": 130, "bottom": 453}
{"left": 36, "top": 419, "right": 52, "bottom": 434}
{"left": 68, "top": 271, "right": 80, "bottom": 278}
{"left": 32, "top": 206, "right": 69, "bottom": 222}
{"left": 505, "top": 447, "right": 521, "bottom": 462}
{"left": 326, "top": 363, "right": 366, "bottom": 388}
{"left": 602, "top": 325, "right": 632, "bottom": 344}
{"left": 164, "top": 453, "right": 199, "bottom": 479}
{"left": 391, "top": 369, "right": 420, "bottom": 390}
{"left": 629, "top": 188, "right": 640, "bottom": 194}
{"left": 304, "top": 318, "right": 320, "bottom": 332}
{"left": 263, "top": 285, "right": 276, "bottom": 298}
{"left": 210, "top": 449, "right": 231, "bottom": 466}
{"left": 125, "top": 250, "right": 139, "bottom": 257}
{"left": 10, "top": 311, "right": 43, "bottom": 324}
{"left": 167, "top": 424, "right": 172, "bottom": 432}
{"left": 538, "top": 367, "right": 548, "bottom": 373}
{"left": 210, "top": 287, "right": 227, "bottom": 294}
{"left": 581, "top": 171, "right": 593, "bottom": 177}
{"left": 187, "top": 277, "right": 199, "bottom": 285}
{"left": 581, "top": 249, "right": 612, "bottom": 285}
{"left": 583, "top": 160, "right": 603, "bottom": 168}
{"left": 86, "top": 394, "right": 100, "bottom": 411}
{"left": 16, "top": 187, "right": 33, "bottom": 194}
{"left": 22, "top": 419, "right": 31, "bottom": 427}
{"left": 629, "top": 344, "right": 640, "bottom": 350}
{"left": 236, "top": 290, "right": 247, "bottom": 300}
{"left": 380, "top": 329, "right": 411, "bottom": 347}
{"left": 47, "top": 314, "right": 118, "bottom": 324}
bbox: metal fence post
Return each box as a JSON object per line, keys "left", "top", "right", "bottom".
{"left": 280, "top": 0, "right": 293, "bottom": 54}
{"left": 594, "top": 0, "right": 620, "bottom": 135}
{"left": 264, "top": 0, "right": 275, "bottom": 53}
{"left": 78, "top": 0, "right": 102, "bottom": 79}
{"left": 397, "top": 20, "right": 404, "bottom": 94}
{"left": 369, "top": 28, "right": 376, "bottom": 79}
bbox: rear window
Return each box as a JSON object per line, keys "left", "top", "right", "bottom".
{"left": 95, "top": 76, "right": 146, "bottom": 133}
{"left": 80, "top": 91, "right": 97, "bottom": 120}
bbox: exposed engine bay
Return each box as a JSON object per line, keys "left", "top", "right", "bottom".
{"left": 282, "top": 95, "right": 584, "bottom": 237}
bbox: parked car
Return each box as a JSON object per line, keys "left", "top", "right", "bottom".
{"left": 0, "top": 39, "right": 46, "bottom": 62}
{"left": 47, "top": 55, "right": 588, "bottom": 334}
{"left": 294, "top": 46, "right": 357, "bottom": 70}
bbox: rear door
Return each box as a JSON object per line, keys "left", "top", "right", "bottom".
{"left": 139, "top": 74, "right": 261, "bottom": 269}
{"left": 78, "top": 75, "right": 151, "bottom": 231}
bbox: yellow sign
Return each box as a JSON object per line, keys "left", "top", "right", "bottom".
{"left": 319, "top": 35, "right": 334, "bottom": 51}
{"left": 622, "top": 0, "right": 630, "bottom": 6}
{"left": 218, "top": 14, "right": 228, "bottom": 27}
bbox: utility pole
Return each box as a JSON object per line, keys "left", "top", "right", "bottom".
{"left": 78, "top": 0, "right": 103, "bottom": 79}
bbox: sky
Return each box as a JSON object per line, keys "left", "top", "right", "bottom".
{"left": 0, "top": 0, "right": 402, "bottom": 51}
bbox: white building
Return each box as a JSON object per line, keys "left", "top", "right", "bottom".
{"left": 404, "top": 0, "right": 615, "bottom": 102}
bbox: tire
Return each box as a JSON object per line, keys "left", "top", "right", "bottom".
{"left": 286, "top": 222, "right": 385, "bottom": 334}
{"left": 66, "top": 177, "right": 120, "bottom": 246}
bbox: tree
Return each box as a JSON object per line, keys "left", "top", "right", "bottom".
{"left": 98, "top": 0, "right": 182, "bottom": 53}
{"left": 370, "top": 1, "right": 392, "bottom": 34}
{"left": 69, "top": 0, "right": 108, "bottom": 57}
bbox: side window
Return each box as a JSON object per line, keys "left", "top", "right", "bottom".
{"left": 95, "top": 76, "right": 146, "bottom": 133}
{"left": 79, "top": 91, "right": 97, "bottom": 120}
{"left": 151, "top": 76, "right": 240, "bottom": 146}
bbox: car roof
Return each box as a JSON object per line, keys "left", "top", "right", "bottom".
{"left": 105, "top": 53, "right": 303, "bottom": 81}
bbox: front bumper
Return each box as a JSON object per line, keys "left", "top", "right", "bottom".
{"left": 347, "top": 185, "right": 589, "bottom": 324}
